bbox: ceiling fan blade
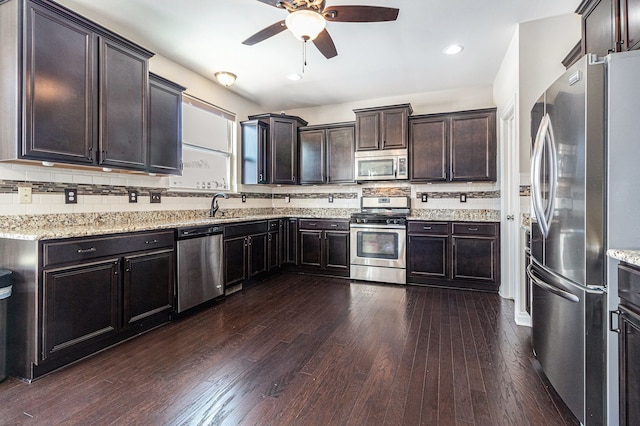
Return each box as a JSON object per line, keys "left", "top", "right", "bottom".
{"left": 324, "top": 6, "right": 399, "bottom": 22}
{"left": 313, "top": 29, "right": 337, "bottom": 59}
{"left": 242, "top": 20, "right": 287, "bottom": 46}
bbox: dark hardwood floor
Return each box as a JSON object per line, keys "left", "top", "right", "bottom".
{"left": 0, "top": 273, "right": 577, "bottom": 425}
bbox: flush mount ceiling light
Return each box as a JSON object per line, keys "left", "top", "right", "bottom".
{"left": 443, "top": 44, "right": 464, "bottom": 55}
{"left": 214, "top": 71, "right": 237, "bottom": 87}
{"left": 285, "top": 9, "right": 326, "bottom": 41}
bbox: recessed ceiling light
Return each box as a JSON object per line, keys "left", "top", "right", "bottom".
{"left": 287, "top": 73, "right": 302, "bottom": 81}
{"left": 443, "top": 44, "right": 464, "bottom": 55}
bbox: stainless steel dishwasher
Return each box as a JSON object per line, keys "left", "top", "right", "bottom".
{"left": 176, "top": 225, "right": 224, "bottom": 313}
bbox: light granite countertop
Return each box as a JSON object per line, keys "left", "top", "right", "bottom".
{"left": 607, "top": 249, "right": 640, "bottom": 268}
{"left": 0, "top": 208, "right": 501, "bottom": 241}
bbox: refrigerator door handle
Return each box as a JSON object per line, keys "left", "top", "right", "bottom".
{"left": 544, "top": 115, "right": 558, "bottom": 229}
{"left": 527, "top": 264, "right": 580, "bottom": 303}
{"left": 532, "top": 114, "right": 550, "bottom": 237}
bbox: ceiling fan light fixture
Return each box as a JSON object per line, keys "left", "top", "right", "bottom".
{"left": 443, "top": 44, "right": 464, "bottom": 55}
{"left": 214, "top": 71, "right": 237, "bottom": 87}
{"left": 285, "top": 9, "right": 326, "bottom": 41}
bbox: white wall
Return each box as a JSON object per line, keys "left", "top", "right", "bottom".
{"left": 518, "top": 13, "right": 582, "bottom": 172}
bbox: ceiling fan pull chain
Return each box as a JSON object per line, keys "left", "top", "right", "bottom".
{"left": 302, "top": 38, "right": 308, "bottom": 73}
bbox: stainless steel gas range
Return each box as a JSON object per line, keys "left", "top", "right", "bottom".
{"left": 350, "top": 196, "right": 409, "bottom": 285}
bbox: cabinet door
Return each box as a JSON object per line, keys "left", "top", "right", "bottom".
{"left": 148, "top": 76, "right": 182, "bottom": 174}
{"left": 619, "top": 307, "right": 640, "bottom": 426}
{"left": 299, "top": 129, "right": 326, "bottom": 184}
{"left": 24, "top": 1, "right": 96, "bottom": 164}
{"left": 327, "top": 126, "right": 355, "bottom": 183}
{"left": 450, "top": 111, "right": 496, "bottom": 181}
{"left": 381, "top": 107, "right": 408, "bottom": 150}
{"left": 123, "top": 249, "right": 174, "bottom": 325}
{"left": 451, "top": 236, "right": 498, "bottom": 283}
{"left": 355, "top": 111, "right": 380, "bottom": 151}
{"left": 284, "top": 218, "right": 298, "bottom": 265}
{"left": 241, "top": 120, "right": 269, "bottom": 184}
{"left": 407, "top": 234, "right": 448, "bottom": 279}
{"left": 99, "top": 37, "right": 148, "bottom": 170}
{"left": 324, "top": 231, "right": 350, "bottom": 272}
{"left": 409, "top": 117, "right": 448, "bottom": 181}
{"left": 582, "top": 0, "right": 619, "bottom": 56}
{"left": 248, "top": 233, "right": 268, "bottom": 278}
{"left": 267, "top": 230, "right": 281, "bottom": 270}
{"left": 42, "top": 258, "right": 120, "bottom": 360}
{"left": 271, "top": 118, "right": 298, "bottom": 184}
{"left": 623, "top": 0, "right": 640, "bottom": 50}
{"left": 300, "top": 230, "right": 323, "bottom": 267}
{"left": 224, "top": 236, "right": 247, "bottom": 287}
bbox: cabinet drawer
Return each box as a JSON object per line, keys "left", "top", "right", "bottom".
{"left": 224, "top": 220, "right": 268, "bottom": 238}
{"left": 619, "top": 263, "right": 640, "bottom": 309}
{"left": 299, "top": 219, "right": 349, "bottom": 231}
{"left": 408, "top": 222, "right": 448, "bottom": 235}
{"left": 42, "top": 231, "right": 174, "bottom": 268}
{"left": 268, "top": 219, "right": 281, "bottom": 231}
{"left": 452, "top": 222, "right": 498, "bottom": 236}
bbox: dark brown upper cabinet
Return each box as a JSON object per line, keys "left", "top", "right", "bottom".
{"left": 241, "top": 120, "right": 269, "bottom": 184}
{"left": 576, "top": 0, "right": 640, "bottom": 55}
{"left": 299, "top": 122, "right": 355, "bottom": 185}
{"left": 243, "top": 113, "right": 308, "bottom": 185}
{"left": 0, "top": 0, "right": 154, "bottom": 171}
{"left": 409, "top": 116, "right": 449, "bottom": 181}
{"left": 410, "top": 108, "right": 496, "bottom": 182}
{"left": 148, "top": 73, "right": 185, "bottom": 175}
{"left": 353, "top": 104, "right": 412, "bottom": 151}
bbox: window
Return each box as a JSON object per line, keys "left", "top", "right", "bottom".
{"left": 169, "top": 94, "right": 235, "bottom": 191}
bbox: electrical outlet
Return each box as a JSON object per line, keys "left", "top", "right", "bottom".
{"left": 128, "top": 190, "right": 138, "bottom": 203}
{"left": 64, "top": 188, "right": 77, "bottom": 204}
{"left": 460, "top": 193, "right": 467, "bottom": 203}
{"left": 328, "top": 194, "right": 334, "bottom": 203}
{"left": 18, "top": 187, "right": 32, "bottom": 204}
{"left": 421, "top": 193, "right": 428, "bottom": 203}
{"left": 285, "top": 196, "right": 290, "bottom": 203}
{"left": 150, "top": 192, "right": 161, "bottom": 203}
{"left": 242, "top": 194, "right": 247, "bottom": 203}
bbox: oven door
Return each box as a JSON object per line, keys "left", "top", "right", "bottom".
{"left": 350, "top": 224, "right": 406, "bottom": 268}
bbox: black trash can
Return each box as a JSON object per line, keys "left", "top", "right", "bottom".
{"left": 0, "top": 269, "right": 13, "bottom": 382}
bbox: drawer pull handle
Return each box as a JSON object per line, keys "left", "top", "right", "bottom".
{"left": 468, "top": 227, "right": 479, "bottom": 231}
{"left": 145, "top": 239, "right": 158, "bottom": 244}
{"left": 330, "top": 224, "right": 339, "bottom": 227}
{"left": 308, "top": 223, "right": 317, "bottom": 226}
{"left": 77, "top": 247, "right": 96, "bottom": 254}
{"left": 423, "top": 226, "right": 432, "bottom": 230}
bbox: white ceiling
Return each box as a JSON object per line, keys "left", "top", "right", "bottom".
{"left": 58, "top": 0, "right": 582, "bottom": 111}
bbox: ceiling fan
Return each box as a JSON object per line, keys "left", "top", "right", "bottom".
{"left": 242, "top": 0, "right": 400, "bottom": 59}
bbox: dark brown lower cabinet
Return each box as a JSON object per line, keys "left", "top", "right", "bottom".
{"left": 223, "top": 221, "right": 269, "bottom": 291}
{"left": 35, "top": 230, "right": 174, "bottom": 379}
{"left": 284, "top": 218, "right": 298, "bottom": 265}
{"left": 43, "top": 258, "right": 120, "bottom": 361}
{"left": 407, "top": 221, "right": 500, "bottom": 291}
{"left": 123, "top": 249, "right": 174, "bottom": 325}
{"left": 617, "top": 262, "right": 640, "bottom": 426}
{"left": 297, "top": 219, "right": 350, "bottom": 277}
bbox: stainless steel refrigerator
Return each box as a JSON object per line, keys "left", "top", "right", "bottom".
{"left": 529, "top": 51, "right": 640, "bottom": 426}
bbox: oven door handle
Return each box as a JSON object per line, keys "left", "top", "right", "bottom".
{"left": 349, "top": 223, "right": 406, "bottom": 230}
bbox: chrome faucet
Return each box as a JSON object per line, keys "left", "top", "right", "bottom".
{"left": 210, "top": 192, "right": 229, "bottom": 217}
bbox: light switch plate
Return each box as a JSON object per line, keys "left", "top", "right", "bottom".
{"left": 242, "top": 194, "right": 247, "bottom": 203}
{"left": 150, "top": 192, "right": 161, "bottom": 203}
{"left": 128, "top": 190, "right": 138, "bottom": 203}
{"left": 64, "top": 188, "right": 77, "bottom": 204}
{"left": 328, "top": 194, "right": 334, "bottom": 203}
{"left": 460, "top": 193, "right": 467, "bottom": 203}
{"left": 18, "top": 187, "right": 32, "bottom": 204}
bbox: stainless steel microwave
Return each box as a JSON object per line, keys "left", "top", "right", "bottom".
{"left": 354, "top": 149, "right": 408, "bottom": 181}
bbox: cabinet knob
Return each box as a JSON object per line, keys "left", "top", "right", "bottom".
{"left": 506, "top": 215, "right": 515, "bottom": 221}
